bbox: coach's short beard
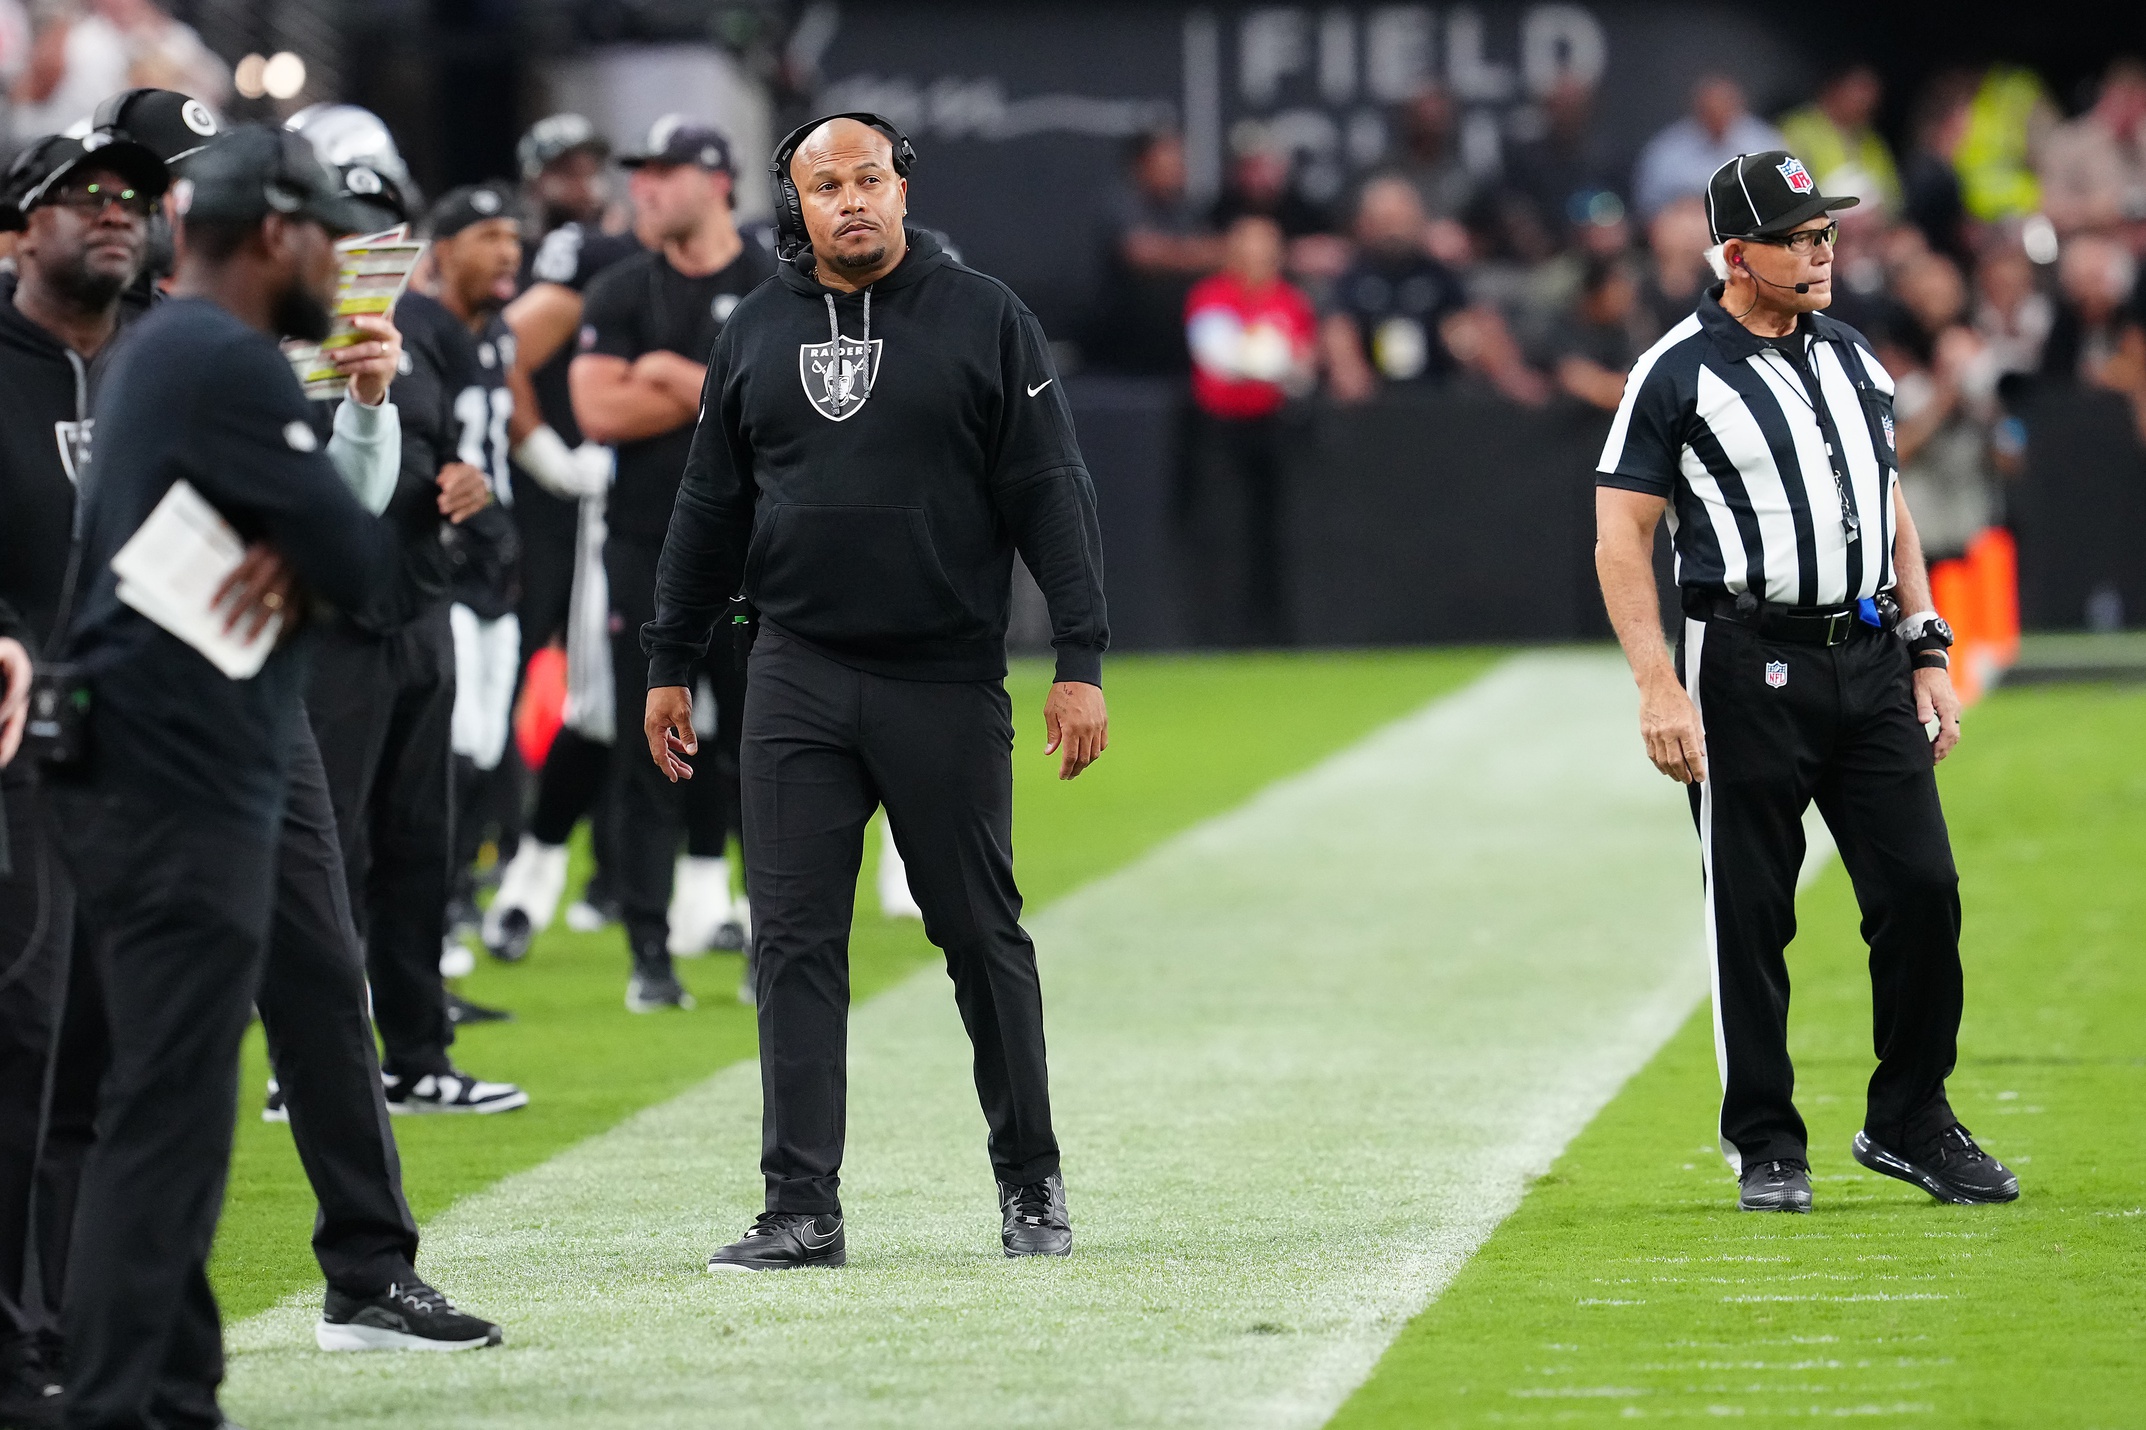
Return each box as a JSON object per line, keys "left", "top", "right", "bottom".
{"left": 273, "top": 279, "right": 335, "bottom": 343}
{"left": 826, "top": 241, "right": 888, "bottom": 274}
{"left": 45, "top": 247, "right": 134, "bottom": 314}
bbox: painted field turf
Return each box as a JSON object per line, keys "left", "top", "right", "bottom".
{"left": 219, "top": 651, "right": 1705, "bottom": 1427}
{"left": 212, "top": 650, "right": 1496, "bottom": 1321}
{"left": 1331, "top": 682, "right": 2146, "bottom": 1428}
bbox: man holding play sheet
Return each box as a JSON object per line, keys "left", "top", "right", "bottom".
{"left": 39, "top": 124, "right": 405, "bottom": 1429}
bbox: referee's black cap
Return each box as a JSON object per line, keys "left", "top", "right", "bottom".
{"left": 92, "top": 88, "right": 223, "bottom": 165}
{"left": 617, "top": 115, "right": 732, "bottom": 173}
{"left": 1706, "top": 150, "right": 1860, "bottom": 243}
{"left": 425, "top": 182, "right": 523, "bottom": 239}
{"left": 172, "top": 124, "right": 376, "bottom": 238}
{"left": 1, "top": 131, "right": 169, "bottom": 232}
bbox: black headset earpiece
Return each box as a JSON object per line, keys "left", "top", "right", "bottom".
{"left": 769, "top": 111, "right": 916, "bottom": 264}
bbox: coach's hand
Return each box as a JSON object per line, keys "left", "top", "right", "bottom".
{"left": 333, "top": 312, "right": 404, "bottom": 408}
{"left": 1915, "top": 665, "right": 1962, "bottom": 762}
{"left": 646, "top": 684, "right": 697, "bottom": 783}
{"left": 0, "top": 636, "right": 30, "bottom": 768}
{"left": 436, "top": 461, "right": 492, "bottom": 524}
{"left": 1640, "top": 675, "right": 1706, "bottom": 784}
{"left": 215, "top": 541, "right": 297, "bottom": 641}
{"left": 1044, "top": 681, "right": 1108, "bottom": 781}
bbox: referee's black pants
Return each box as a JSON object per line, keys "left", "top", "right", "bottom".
{"left": 1681, "top": 615, "right": 1962, "bottom": 1171}
{"left": 741, "top": 627, "right": 1058, "bottom": 1215}
{"left": 307, "top": 609, "right": 457, "bottom": 1081}
{"left": 45, "top": 784, "right": 276, "bottom": 1430}
{"left": 606, "top": 536, "right": 743, "bottom": 953}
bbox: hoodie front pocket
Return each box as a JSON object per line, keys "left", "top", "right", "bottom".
{"left": 747, "top": 504, "right": 972, "bottom": 643}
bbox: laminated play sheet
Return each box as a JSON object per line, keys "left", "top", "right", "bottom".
{"left": 282, "top": 225, "right": 426, "bottom": 399}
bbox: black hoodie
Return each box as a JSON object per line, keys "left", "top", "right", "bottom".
{"left": 645, "top": 229, "right": 1108, "bottom": 687}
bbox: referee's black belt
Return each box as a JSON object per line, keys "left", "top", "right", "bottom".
{"left": 1683, "top": 589, "right": 1878, "bottom": 647}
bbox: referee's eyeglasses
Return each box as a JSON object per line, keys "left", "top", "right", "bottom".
{"left": 1746, "top": 222, "right": 1839, "bottom": 256}
{"left": 45, "top": 178, "right": 157, "bottom": 220}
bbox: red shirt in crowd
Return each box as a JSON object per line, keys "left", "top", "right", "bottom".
{"left": 1184, "top": 272, "right": 1317, "bottom": 421}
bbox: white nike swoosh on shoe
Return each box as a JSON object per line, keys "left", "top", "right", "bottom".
{"left": 1027, "top": 379, "right": 1052, "bottom": 397}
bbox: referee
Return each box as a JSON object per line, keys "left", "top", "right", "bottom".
{"left": 1597, "top": 152, "right": 2018, "bottom": 1214}
{"left": 644, "top": 115, "right": 1108, "bottom": 1269}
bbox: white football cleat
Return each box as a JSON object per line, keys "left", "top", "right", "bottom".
{"left": 666, "top": 855, "right": 732, "bottom": 957}
{"left": 481, "top": 840, "right": 568, "bottom": 960}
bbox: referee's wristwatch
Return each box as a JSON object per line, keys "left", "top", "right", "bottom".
{"left": 1898, "top": 610, "right": 1954, "bottom": 671}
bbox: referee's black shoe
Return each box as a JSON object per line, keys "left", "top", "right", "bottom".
{"left": 315, "top": 1280, "right": 503, "bottom": 1352}
{"left": 1737, "top": 1158, "right": 1812, "bottom": 1213}
{"left": 999, "top": 1172, "right": 1073, "bottom": 1256}
{"left": 1854, "top": 1125, "right": 2020, "bottom": 1205}
{"left": 705, "top": 1212, "right": 846, "bottom": 1272}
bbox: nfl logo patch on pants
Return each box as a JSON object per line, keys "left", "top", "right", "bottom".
{"left": 1765, "top": 660, "right": 1789, "bottom": 688}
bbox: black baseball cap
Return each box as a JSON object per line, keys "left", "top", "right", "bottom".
{"left": 91, "top": 88, "right": 223, "bottom": 165}
{"left": 171, "top": 124, "right": 377, "bottom": 237}
{"left": 426, "top": 182, "right": 523, "bottom": 238}
{"left": 1705, "top": 150, "right": 1860, "bottom": 243}
{"left": 617, "top": 115, "right": 732, "bottom": 172}
{"left": 518, "top": 113, "right": 609, "bottom": 181}
{"left": 1, "top": 131, "right": 170, "bottom": 232}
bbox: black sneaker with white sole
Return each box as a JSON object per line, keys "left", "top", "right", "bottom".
{"left": 705, "top": 1212, "right": 845, "bottom": 1272}
{"left": 316, "top": 1280, "right": 503, "bottom": 1352}
{"left": 626, "top": 939, "right": 694, "bottom": 1013}
{"left": 1854, "top": 1124, "right": 2019, "bottom": 1204}
{"left": 383, "top": 1069, "right": 528, "bottom": 1115}
{"left": 998, "top": 1172, "right": 1072, "bottom": 1256}
{"left": 262, "top": 1078, "right": 287, "bottom": 1124}
{"left": 1737, "top": 1158, "right": 1812, "bottom": 1213}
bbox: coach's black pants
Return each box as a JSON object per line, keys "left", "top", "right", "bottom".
{"left": 1681, "top": 616, "right": 1962, "bottom": 1170}
{"left": 0, "top": 772, "right": 75, "bottom": 1347}
{"left": 46, "top": 784, "right": 276, "bottom": 1430}
{"left": 742, "top": 626, "right": 1058, "bottom": 1214}
{"left": 606, "top": 536, "right": 742, "bottom": 950}
{"left": 261, "top": 721, "right": 422, "bottom": 1295}
{"left": 307, "top": 609, "right": 456, "bottom": 1080}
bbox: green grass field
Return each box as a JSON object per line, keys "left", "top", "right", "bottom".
{"left": 1332, "top": 682, "right": 2146, "bottom": 1428}
{"left": 207, "top": 657, "right": 2142, "bottom": 1428}
{"left": 213, "top": 649, "right": 1497, "bottom": 1321}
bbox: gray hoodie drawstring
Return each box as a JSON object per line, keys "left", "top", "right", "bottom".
{"left": 823, "top": 289, "right": 875, "bottom": 396}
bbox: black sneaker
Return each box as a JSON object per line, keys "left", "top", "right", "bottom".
{"left": 1737, "top": 1158, "right": 1812, "bottom": 1213}
{"left": 1854, "top": 1125, "right": 2020, "bottom": 1205}
{"left": 384, "top": 1069, "right": 528, "bottom": 1115}
{"left": 485, "top": 907, "right": 535, "bottom": 963}
{"left": 998, "top": 1172, "right": 1072, "bottom": 1256}
{"left": 0, "top": 1332, "right": 63, "bottom": 1430}
{"left": 705, "top": 1212, "right": 845, "bottom": 1272}
{"left": 446, "top": 992, "right": 514, "bottom": 1026}
{"left": 262, "top": 1077, "right": 287, "bottom": 1124}
{"left": 626, "top": 941, "right": 694, "bottom": 1013}
{"left": 315, "top": 1280, "right": 503, "bottom": 1352}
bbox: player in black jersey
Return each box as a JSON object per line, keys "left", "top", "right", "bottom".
{"left": 489, "top": 117, "right": 772, "bottom": 1010}
{"left": 304, "top": 182, "right": 529, "bottom": 1115}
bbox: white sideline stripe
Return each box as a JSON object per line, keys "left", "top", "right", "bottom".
{"left": 224, "top": 652, "right": 1765, "bottom": 1430}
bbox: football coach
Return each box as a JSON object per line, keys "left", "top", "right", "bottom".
{"left": 642, "top": 113, "right": 1108, "bottom": 1271}
{"left": 1596, "top": 152, "right": 2017, "bottom": 1216}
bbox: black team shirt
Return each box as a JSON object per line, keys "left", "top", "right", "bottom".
{"left": 576, "top": 237, "right": 775, "bottom": 547}
{"left": 391, "top": 290, "right": 521, "bottom": 622}
{"left": 60, "top": 298, "right": 399, "bottom": 833}
{"left": 520, "top": 221, "right": 641, "bottom": 446}
{"left": 645, "top": 228, "right": 1109, "bottom": 688}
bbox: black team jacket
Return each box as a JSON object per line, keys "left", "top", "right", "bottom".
{"left": 643, "top": 228, "right": 1109, "bottom": 689}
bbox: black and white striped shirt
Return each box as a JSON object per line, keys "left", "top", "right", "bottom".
{"left": 1597, "top": 288, "right": 1899, "bottom": 607}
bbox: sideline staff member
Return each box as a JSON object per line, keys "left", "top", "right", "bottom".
{"left": 644, "top": 115, "right": 1109, "bottom": 1269}
{"left": 45, "top": 126, "right": 401, "bottom": 1426}
{"left": 1596, "top": 152, "right": 2018, "bottom": 1215}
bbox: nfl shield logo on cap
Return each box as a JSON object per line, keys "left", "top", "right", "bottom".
{"left": 1776, "top": 155, "right": 1814, "bottom": 194}
{"left": 1765, "top": 660, "right": 1789, "bottom": 689}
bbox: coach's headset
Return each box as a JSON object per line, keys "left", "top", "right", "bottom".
{"left": 769, "top": 112, "right": 916, "bottom": 266}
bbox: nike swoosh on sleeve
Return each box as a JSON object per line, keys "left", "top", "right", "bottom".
{"left": 1027, "top": 379, "right": 1053, "bottom": 397}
